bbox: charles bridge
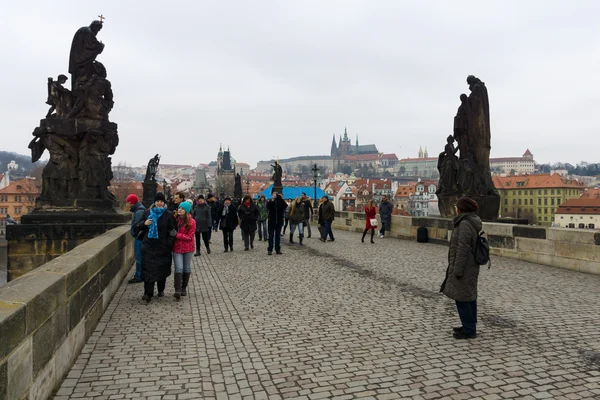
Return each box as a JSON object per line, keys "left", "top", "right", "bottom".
{"left": 1, "top": 213, "right": 599, "bottom": 400}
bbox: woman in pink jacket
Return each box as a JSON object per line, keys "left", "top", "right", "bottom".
{"left": 173, "top": 201, "right": 196, "bottom": 300}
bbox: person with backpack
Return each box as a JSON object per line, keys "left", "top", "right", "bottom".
{"left": 440, "top": 197, "right": 483, "bottom": 339}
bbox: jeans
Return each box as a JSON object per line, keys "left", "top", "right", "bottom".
{"left": 222, "top": 229, "right": 234, "bottom": 250}
{"left": 257, "top": 220, "right": 267, "bottom": 240}
{"left": 195, "top": 231, "right": 210, "bottom": 252}
{"left": 379, "top": 221, "right": 390, "bottom": 236}
{"left": 268, "top": 221, "right": 283, "bottom": 252}
{"left": 290, "top": 222, "right": 304, "bottom": 237}
{"left": 321, "top": 221, "right": 334, "bottom": 240}
{"left": 212, "top": 220, "right": 218, "bottom": 232}
{"left": 303, "top": 219, "right": 311, "bottom": 236}
{"left": 134, "top": 239, "right": 142, "bottom": 280}
{"left": 455, "top": 300, "right": 477, "bottom": 334}
{"left": 173, "top": 252, "right": 193, "bottom": 273}
{"left": 282, "top": 219, "right": 289, "bottom": 234}
{"left": 144, "top": 279, "right": 166, "bottom": 297}
{"left": 241, "top": 230, "right": 256, "bottom": 249}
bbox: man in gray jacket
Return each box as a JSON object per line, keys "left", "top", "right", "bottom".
{"left": 378, "top": 195, "right": 393, "bottom": 238}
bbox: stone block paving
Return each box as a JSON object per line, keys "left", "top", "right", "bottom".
{"left": 55, "top": 228, "right": 600, "bottom": 399}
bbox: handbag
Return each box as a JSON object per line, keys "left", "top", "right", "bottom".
{"left": 370, "top": 218, "right": 378, "bottom": 227}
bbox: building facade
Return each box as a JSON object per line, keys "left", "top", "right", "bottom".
{"left": 397, "top": 147, "right": 438, "bottom": 178}
{"left": 408, "top": 181, "right": 438, "bottom": 217}
{"left": 490, "top": 149, "right": 535, "bottom": 175}
{"left": 555, "top": 198, "right": 600, "bottom": 229}
{"left": 493, "top": 174, "right": 584, "bottom": 226}
{"left": 215, "top": 146, "right": 236, "bottom": 197}
{"left": 0, "top": 178, "right": 40, "bottom": 233}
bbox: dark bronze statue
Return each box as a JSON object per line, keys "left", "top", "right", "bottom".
{"left": 69, "top": 20, "right": 104, "bottom": 91}
{"left": 437, "top": 75, "right": 500, "bottom": 220}
{"left": 436, "top": 135, "right": 459, "bottom": 195}
{"left": 145, "top": 154, "right": 160, "bottom": 182}
{"left": 28, "top": 18, "right": 119, "bottom": 208}
{"left": 271, "top": 161, "right": 283, "bottom": 187}
{"left": 46, "top": 75, "right": 72, "bottom": 118}
{"left": 234, "top": 173, "right": 243, "bottom": 199}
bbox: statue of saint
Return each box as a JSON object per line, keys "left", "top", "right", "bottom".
{"left": 436, "top": 135, "right": 459, "bottom": 195}
{"left": 271, "top": 161, "right": 283, "bottom": 187}
{"left": 453, "top": 93, "right": 469, "bottom": 159}
{"left": 145, "top": 154, "right": 160, "bottom": 182}
{"left": 69, "top": 20, "right": 105, "bottom": 90}
{"left": 46, "top": 75, "right": 72, "bottom": 118}
{"left": 465, "top": 75, "right": 490, "bottom": 165}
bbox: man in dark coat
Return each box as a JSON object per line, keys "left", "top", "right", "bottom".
{"left": 192, "top": 195, "right": 212, "bottom": 256}
{"left": 319, "top": 196, "right": 335, "bottom": 242}
{"left": 207, "top": 194, "right": 219, "bottom": 233}
{"left": 135, "top": 192, "right": 175, "bottom": 302}
{"left": 238, "top": 195, "right": 260, "bottom": 251}
{"left": 217, "top": 197, "right": 238, "bottom": 252}
{"left": 378, "top": 195, "right": 393, "bottom": 238}
{"left": 126, "top": 194, "right": 145, "bottom": 284}
{"left": 168, "top": 192, "right": 185, "bottom": 212}
{"left": 440, "top": 197, "right": 483, "bottom": 339}
{"left": 301, "top": 192, "right": 314, "bottom": 238}
{"left": 266, "top": 191, "right": 287, "bottom": 255}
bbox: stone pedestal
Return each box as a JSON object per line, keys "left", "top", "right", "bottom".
{"left": 142, "top": 180, "right": 157, "bottom": 208}
{"left": 6, "top": 208, "right": 129, "bottom": 281}
{"left": 470, "top": 194, "right": 501, "bottom": 221}
{"left": 437, "top": 192, "right": 460, "bottom": 219}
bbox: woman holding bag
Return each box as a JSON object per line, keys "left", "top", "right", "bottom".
{"left": 362, "top": 199, "right": 377, "bottom": 243}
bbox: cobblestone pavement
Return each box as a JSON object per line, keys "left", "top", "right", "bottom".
{"left": 55, "top": 228, "right": 600, "bottom": 399}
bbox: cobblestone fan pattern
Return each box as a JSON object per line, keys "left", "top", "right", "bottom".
{"left": 55, "top": 229, "right": 600, "bottom": 399}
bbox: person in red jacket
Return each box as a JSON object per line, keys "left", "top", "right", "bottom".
{"left": 173, "top": 201, "right": 196, "bottom": 300}
{"left": 362, "top": 199, "right": 377, "bottom": 244}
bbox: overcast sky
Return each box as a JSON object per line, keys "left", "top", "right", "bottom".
{"left": 1, "top": 1, "right": 599, "bottom": 168}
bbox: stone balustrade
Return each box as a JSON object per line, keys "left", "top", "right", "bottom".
{"left": 332, "top": 211, "right": 600, "bottom": 275}
{"left": 0, "top": 225, "right": 133, "bottom": 400}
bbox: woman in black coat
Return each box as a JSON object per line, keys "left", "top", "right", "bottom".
{"left": 135, "top": 192, "right": 176, "bottom": 302}
{"left": 237, "top": 195, "right": 259, "bottom": 251}
{"left": 217, "top": 197, "right": 238, "bottom": 252}
{"left": 192, "top": 195, "right": 212, "bottom": 256}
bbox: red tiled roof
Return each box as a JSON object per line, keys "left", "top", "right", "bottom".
{"left": 399, "top": 157, "right": 437, "bottom": 162}
{"left": 381, "top": 154, "right": 398, "bottom": 160}
{"left": 582, "top": 188, "right": 600, "bottom": 199}
{"left": 556, "top": 198, "right": 600, "bottom": 215}
{"left": 395, "top": 184, "right": 416, "bottom": 198}
{"left": 493, "top": 174, "right": 584, "bottom": 190}
{"left": 0, "top": 178, "right": 40, "bottom": 194}
{"left": 345, "top": 154, "right": 380, "bottom": 161}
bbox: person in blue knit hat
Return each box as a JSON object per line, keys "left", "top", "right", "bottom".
{"left": 172, "top": 201, "right": 195, "bottom": 299}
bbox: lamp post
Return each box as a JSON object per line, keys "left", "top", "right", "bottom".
{"left": 311, "top": 163, "right": 320, "bottom": 208}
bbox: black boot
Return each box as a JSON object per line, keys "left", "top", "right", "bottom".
{"left": 361, "top": 229, "right": 367, "bottom": 243}
{"left": 173, "top": 273, "right": 182, "bottom": 300}
{"left": 181, "top": 272, "right": 191, "bottom": 296}
{"left": 371, "top": 230, "right": 375, "bottom": 244}
{"left": 289, "top": 233, "right": 294, "bottom": 244}
{"left": 299, "top": 235, "right": 303, "bottom": 246}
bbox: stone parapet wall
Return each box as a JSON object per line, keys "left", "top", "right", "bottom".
{"left": 0, "top": 225, "right": 133, "bottom": 400}
{"left": 332, "top": 212, "right": 600, "bottom": 275}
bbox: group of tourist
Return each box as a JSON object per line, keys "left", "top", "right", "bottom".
{"left": 125, "top": 190, "right": 483, "bottom": 341}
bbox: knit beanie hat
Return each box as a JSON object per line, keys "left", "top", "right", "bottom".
{"left": 179, "top": 201, "right": 192, "bottom": 214}
{"left": 126, "top": 194, "right": 139, "bottom": 204}
{"left": 154, "top": 192, "right": 166, "bottom": 203}
{"left": 456, "top": 197, "right": 479, "bottom": 213}
{"left": 198, "top": 195, "right": 205, "bottom": 200}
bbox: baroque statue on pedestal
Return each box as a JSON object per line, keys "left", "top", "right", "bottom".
{"left": 28, "top": 17, "right": 119, "bottom": 208}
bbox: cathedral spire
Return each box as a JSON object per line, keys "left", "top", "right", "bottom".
{"left": 330, "top": 134, "right": 338, "bottom": 157}
{"left": 418, "top": 146, "right": 423, "bottom": 158}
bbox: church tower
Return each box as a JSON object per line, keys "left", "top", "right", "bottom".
{"left": 217, "top": 144, "right": 224, "bottom": 171}
{"left": 330, "top": 134, "right": 338, "bottom": 157}
{"left": 424, "top": 146, "right": 429, "bottom": 158}
{"left": 418, "top": 146, "right": 424, "bottom": 159}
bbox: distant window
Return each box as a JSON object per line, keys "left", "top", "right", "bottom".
{"left": 557, "top": 189, "right": 561, "bottom": 194}
{"left": 544, "top": 208, "right": 548, "bottom": 214}
{"left": 551, "top": 199, "right": 555, "bottom": 206}
{"left": 544, "top": 190, "right": 548, "bottom": 195}
{"left": 579, "top": 223, "right": 585, "bottom": 229}
{"left": 551, "top": 189, "right": 555, "bottom": 195}
{"left": 544, "top": 217, "right": 548, "bottom": 221}
{"left": 569, "top": 223, "right": 575, "bottom": 228}
{"left": 518, "top": 199, "right": 522, "bottom": 205}
{"left": 504, "top": 199, "right": 508, "bottom": 205}
{"left": 14, "top": 207, "right": 22, "bottom": 214}
{"left": 538, "top": 199, "right": 541, "bottom": 205}
{"left": 590, "top": 224, "right": 595, "bottom": 229}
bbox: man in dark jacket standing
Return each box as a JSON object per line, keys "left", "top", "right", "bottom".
{"left": 378, "top": 195, "right": 393, "bottom": 238}
{"left": 266, "top": 191, "right": 287, "bottom": 255}
{"left": 440, "top": 197, "right": 483, "bottom": 339}
{"left": 217, "top": 197, "right": 238, "bottom": 252}
{"left": 207, "top": 194, "right": 219, "bottom": 233}
{"left": 301, "top": 192, "right": 313, "bottom": 238}
{"left": 319, "top": 196, "right": 335, "bottom": 242}
{"left": 127, "top": 194, "right": 145, "bottom": 284}
{"left": 192, "top": 195, "right": 212, "bottom": 256}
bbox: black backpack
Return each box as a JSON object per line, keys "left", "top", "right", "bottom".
{"left": 463, "top": 220, "right": 491, "bottom": 269}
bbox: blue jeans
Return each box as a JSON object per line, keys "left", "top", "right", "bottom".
{"left": 173, "top": 252, "right": 193, "bottom": 273}
{"left": 134, "top": 239, "right": 142, "bottom": 280}
{"left": 321, "top": 221, "right": 334, "bottom": 240}
{"left": 257, "top": 220, "right": 267, "bottom": 240}
{"left": 379, "top": 221, "right": 389, "bottom": 236}
{"left": 456, "top": 300, "right": 477, "bottom": 334}
{"left": 268, "top": 221, "right": 283, "bottom": 252}
{"left": 290, "top": 222, "right": 304, "bottom": 237}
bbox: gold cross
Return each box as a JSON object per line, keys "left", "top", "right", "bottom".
{"left": 98, "top": 14, "right": 105, "bottom": 22}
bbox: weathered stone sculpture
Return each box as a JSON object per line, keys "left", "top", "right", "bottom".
{"left": 142, "top": 154, "right": 160, "bottom": 208}
{"left": 437, "top": 75, "right": 500, "bottom": 220}
{"left": 145, "top": 154, "right": 160, "bottom": 182}
{"left": 234, "top": 173, "right": 243, "bottom": 199}
{"left": 27, "top": 19, "right": 118, "bottom": 208}
{"left": 271, "top": 161, "right": 283, "bottom": 194}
